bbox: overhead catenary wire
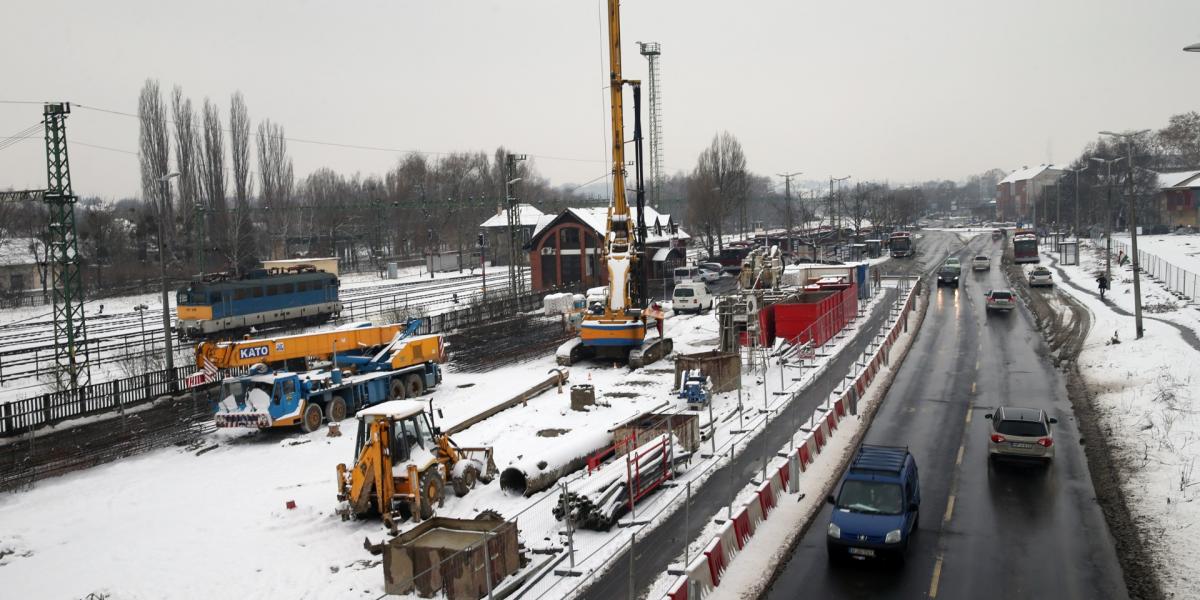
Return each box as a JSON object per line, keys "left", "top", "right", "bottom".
{"left": 0, "top": 121, "right": 44, "bottom": 152}
{"left": 62, "top": 102, "right": 605, "bottom": 165}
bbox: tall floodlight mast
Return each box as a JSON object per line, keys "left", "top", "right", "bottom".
{"left": 638, "top": 41, "right": 664, "bottom": 210}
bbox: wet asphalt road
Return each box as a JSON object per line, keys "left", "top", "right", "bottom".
{"left": 765, "top": 232, "right": 1128, "bottom": 600}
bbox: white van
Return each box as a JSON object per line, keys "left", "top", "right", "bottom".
{"left": 673, "top": 266, "right": 701, "bottom": 285}
{"left": 672, "top": 282, "right": 714, "bottom": 314}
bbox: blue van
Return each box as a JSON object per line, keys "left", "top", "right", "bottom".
{"left": 826, "top": 445, "right": 920, "bottom": 563}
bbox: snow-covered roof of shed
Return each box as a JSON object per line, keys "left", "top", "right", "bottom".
{"left": 480, "top": 203, "right": 545, "bottom": 228}
{"left": 356, "top": 399, "right": 427, "bottom": 419}
{"left": 529, "top": 206, "right": 689, "bottom": 243}
{"left": 998, "top": 164, "right": 1066, "bottom": 185}
{"left": 1156, "top": 170, "right": 1200, "bottom": 189}
{"left": 0, "top": 237, "right": 41, "bottom": 267}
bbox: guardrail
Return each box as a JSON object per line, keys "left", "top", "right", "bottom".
{"left": 353, "top": 277, "right": 911, "bottom": 600}
{"left": 666, "top": 278, "right": 919, "bottom": 599}
{"left": 1112, "top": 239, "right": 1200, "bottom": 302}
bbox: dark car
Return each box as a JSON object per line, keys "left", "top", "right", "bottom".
{"left": 827, "top": 445, "right": 921, "bottom": 563}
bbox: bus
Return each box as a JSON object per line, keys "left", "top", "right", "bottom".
{"left": 1012, "top": 231, "right": 1039, "bottom": 264}
{"left": 888, "top": 232, "right": 915, "bottom": 258}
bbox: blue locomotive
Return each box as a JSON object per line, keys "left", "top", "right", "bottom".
{"left": 176, "top": 267, "right": 342, "bottom": 337}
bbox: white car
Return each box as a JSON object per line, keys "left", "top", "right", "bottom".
{"left": 697, "top": 267, "right": 721, "bottom": 282}
{"left": 1028, "top": 266, "right": 1054, "bottom": 287}
{"left": 972, "top": 255, "right": 990, "bottom": 271}
{"left": 672, "top": 282, "right": 714, "bottom": 314}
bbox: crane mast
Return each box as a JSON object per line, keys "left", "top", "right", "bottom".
{"left": 604, "top": 0, "right": 634, "bottom": 315}
{"left": 556, "top": 0, "right": 673, "bottom": 369}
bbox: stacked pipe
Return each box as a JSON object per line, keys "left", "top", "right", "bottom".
{"left": 553, "top": 434, "right": 691, "bottom": 531}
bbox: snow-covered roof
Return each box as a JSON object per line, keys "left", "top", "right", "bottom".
{"left": 0, "top": 237, "right": 41, "bottom": 267}
{"left": 529, "top": 206, "right": 690, "bottom": 243}
{"left": 998, "top": 164, "right": 1066, "bottom": 185}
{"left": 356, "top": 399, "right": 427, "bottom": 419}
{"left": 480, "top": 203, "right": 545, "bottom": 228}
{"left": 1156, "top": 170, "right": 1200, "bottom": 189}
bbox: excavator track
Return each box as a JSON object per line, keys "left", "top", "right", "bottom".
{"left": 628, "top": 336, "right": 672, "bottom": 370}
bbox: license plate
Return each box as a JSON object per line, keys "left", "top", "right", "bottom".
{"left": 848, "top": 548, "right": 875, "bottom": 557}
{"left": 1010, "top": 442, "right": 1033, "bottom": 449}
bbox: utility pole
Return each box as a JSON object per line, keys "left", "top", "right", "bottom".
{"left": 1100, "top": 130, "right": 1149, "bottom": 339}
{"left": 158, "top": 172, "right": 180, "bottom": 380}
{"left": 505, "top": 153, "right": 527, "bottom": 295}
{"left": 829, "top": 175, "right": 850, "bottom": 251}
{"left": 194, "top": 200, "right": 206, "bottom": 276}
{"left": 42, "top": 103, "right": 91, "bottom": 389}
{"left": 777, "top": 171, "right": 802, "bottom": 254}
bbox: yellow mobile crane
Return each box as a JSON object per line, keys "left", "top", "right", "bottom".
{"left": 557, "top": 0, "right": 672, "bottom": 369}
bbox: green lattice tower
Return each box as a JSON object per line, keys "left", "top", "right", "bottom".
{"left": 43, "top": 102, "right": 90, "bottom": 389}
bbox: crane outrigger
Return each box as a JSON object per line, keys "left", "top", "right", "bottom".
{"left": 557, "top": 0, "right": 672, "bottom": 369}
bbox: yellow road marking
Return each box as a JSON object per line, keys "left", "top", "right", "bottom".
{"left": 955, "top": 445, "right": 965, "bottom": 466}
{"left": 943, "top": 495, "right": 956, "bottom": 523}
{"left": 929, "top": 555, "right": 944, "bottom": 598}
{"left": 975, "top": 359, "right": 980, "bottom": 370}
{"left": 965, "top": 409, "right": 972, "bottom": 424}
{"left": 970, "top": 381, "right": 976, "bottom": 394}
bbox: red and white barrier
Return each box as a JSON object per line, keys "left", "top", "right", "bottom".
{"left": 665, "top": 281, "right": 919, "bottom": 599}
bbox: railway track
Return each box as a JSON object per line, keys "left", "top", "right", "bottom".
{"left": 0, "top": 271, "right": 530, "bottom": 387}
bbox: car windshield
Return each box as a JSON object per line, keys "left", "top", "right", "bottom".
{"left": 975, "top": 256, "right": 988, "bottom": 261}
{"left": 674, "top": 288, "right": 694, "bottom": 297}
{"left": 996, "top": 419, "right": 1047, "bottom": 437}
{"left": 836, "top": 480, "right": 904, "bottom": 515}
{"left": 990, "top": 292, "right": 1012, "bottom": 300}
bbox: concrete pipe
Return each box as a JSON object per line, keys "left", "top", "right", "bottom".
{"left": 500, "top": 428, "right": 613, "bottom": 497}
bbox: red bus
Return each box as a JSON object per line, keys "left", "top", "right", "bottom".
{"left": 888, "top": 232, "right": 915, "bottom": 258}
{"left": 1012, "top": 231, "right": 1039, "bottom": 263}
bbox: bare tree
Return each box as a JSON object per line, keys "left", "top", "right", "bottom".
{"left": 257, "top": 119, "right": 294, "bottom": 259}
{"left": 199, "top": 98, "right": 227, "bottom": 271}
{"left": 170, "top": 86, "right": 201, "bottom": 260}
{"left": 229, "top": 92, "right": 256, "bottom": 273}
{"left": 138, "top": 80, "right": 172, "bottom": 258}
{"left": 689, "top": 131, "right": 747, "bottom": 253}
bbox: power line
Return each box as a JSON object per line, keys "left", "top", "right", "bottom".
{"left": 69, "top": 102, "right": 606, "bottom": 165}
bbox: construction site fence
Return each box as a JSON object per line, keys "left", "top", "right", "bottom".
{"left": 356, "top": 276, "right": 912, "bottom": 600}
{"left": 664, "top": 277, "right": 920, "bottom": 600}
{"left": 520, "top": 276, "right": 915, "bottom": 600}
{"left": 0, "top": 390, "right": 213, "bottom": 492}
{"left": 0, "top": 365, "right": 198, "bottom": 437}
{"left": 1112, "top": 239, "right": 1200, "bottom": 302}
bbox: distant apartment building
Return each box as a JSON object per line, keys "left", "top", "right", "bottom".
{"left": 995, "top": 165, "right": 1065, "bottom": 223}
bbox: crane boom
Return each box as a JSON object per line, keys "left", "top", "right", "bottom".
{"left": 556, "top": 0, "right": 673, "bottom": 369}
{"left": 604, "top": 0, "right": 634, "bottom": 314}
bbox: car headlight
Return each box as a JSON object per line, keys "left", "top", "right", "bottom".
{"left": 827, "top": 522, "right": 841, "bottom": 539}
{"left": 885, "top": 529, "right": 902, "bottom": 544}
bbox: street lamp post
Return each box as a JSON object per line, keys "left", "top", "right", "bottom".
{"left": 1099, "top": 130, "right": 1150, "bottom": 339}
{"left": 1089, "top": 157, "right": 1123, "bottom": 290}
{"left": 158, "top": 172, "right": 179, "bottom": 380}
{"left": 133, "top": 303, "right": 149, "bottom": 368}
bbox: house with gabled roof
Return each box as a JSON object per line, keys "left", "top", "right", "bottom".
{"left": 995, "top": 164, "right": 1066, "bottom": 223}
{"left": 526, "top": 206, "right": 689, "bottom": 291}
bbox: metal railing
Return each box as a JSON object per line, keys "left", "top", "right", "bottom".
{"left": 1112, "top": 240, "right": 1200, "bottom": 301}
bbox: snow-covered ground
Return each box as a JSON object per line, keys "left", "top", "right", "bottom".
{"left": 1038, "top": 237, "right": 1200, "bottom": 599}
{"left": 0, "top": 277, "right": 906, "bottom": 599}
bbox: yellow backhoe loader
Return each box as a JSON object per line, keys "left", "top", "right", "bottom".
{"left": 336, "top": 400, "right": 497, "bottom": 531}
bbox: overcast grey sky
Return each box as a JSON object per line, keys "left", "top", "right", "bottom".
{"left": 3, "top": 0, "right": 1200, "bottom": 199}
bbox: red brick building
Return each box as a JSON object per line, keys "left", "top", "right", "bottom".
{"left": 528, "top": 207, "right": 688, "bottom": 291}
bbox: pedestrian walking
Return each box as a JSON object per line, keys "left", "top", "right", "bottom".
{"left": 1097, "top": 273, "right": 1109, "bottom": 300}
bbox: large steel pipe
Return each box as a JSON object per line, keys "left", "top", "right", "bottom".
{"left": 499, "top": 428, "right": 613, "bottom": 496}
